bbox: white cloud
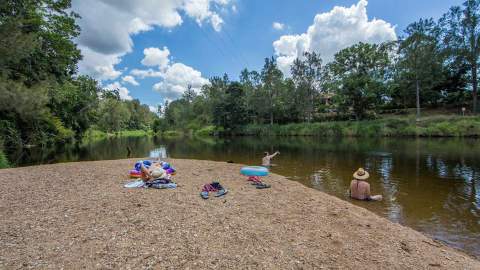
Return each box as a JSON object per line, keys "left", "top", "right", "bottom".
{"left": 273, "top": 22, "right": 285, "bottom": 31}
{"left": 141, "top": 47, "right": 171, "bottom": 69}
{"left": 130, "top": 68, "right": 163, "bottom": 79}
{"left": 231, "top": 5, "right": 237, "bottom": 13}
{"left": 122, "top": 75, "right": 139, "bottom": 86}
{"left": 78, "top": 46, "right": 123, "bottom": 81}
{"left": 272, "top": 0, "right": 397, "bottom": 74}
{"left": 148, "top": 105, "right": 157, "bottom": 113}
{"left": 72, "top": 0, "right": 231, "bottom": 81}
{"left": 105, "top": 81, "right": 133, "bottom": 101}
{"left": 153, "top": 63, "right": 210, "bottom": 100}
{"left": 210, "top": 13, "right": 224, "bottom": 32}
{"left": 129, "top": 18, "right": 153, "bottom": 34}
{"left": 130, "top": 46, "right": 210, "bottom": 101}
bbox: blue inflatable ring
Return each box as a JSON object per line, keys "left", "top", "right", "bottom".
{"left": 240, "top": 166, "right": 269, "bottom": 177}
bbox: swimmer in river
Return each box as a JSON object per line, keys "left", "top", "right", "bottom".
{"left": 349, "top": 168, "right": 382, "bottom": 201}
{"left": 262, "top": 151, "right": 280, "bottom": 167}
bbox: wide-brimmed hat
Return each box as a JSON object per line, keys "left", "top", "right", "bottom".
{"left": 353, "top": 168, "right": 369, "bottom": 180}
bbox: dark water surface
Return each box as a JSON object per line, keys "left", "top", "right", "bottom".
{"left": 10, "top": 136, "right": 480, "bottom": 258}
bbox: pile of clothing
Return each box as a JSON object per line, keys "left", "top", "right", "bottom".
{"left": 125, "top": 159, "right": 177, "bottom": 189}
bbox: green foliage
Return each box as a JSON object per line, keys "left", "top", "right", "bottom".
{"left": 195, "top": 125, "right": 217, "bottom": 137}
{"left": 163, "top": 130, "right": 184, "bottom": 137}
{"left": 48, "top": 76, "right": 101, "bottom": 138}
{"left": 160, "top": 1, "right": 480, "bottom": 134}
{"left": 96, "top": 97, "right": 132, "bottom": 133}
{"left": 152, "top": 118, "right": 169, "bottom": 134}
{"left": 0, "top": 149, "right": 9, "bottom": 169}
{"left": 440, "top": 0, "right": 480, "bottom": 113}
{"left": 325, "top": 42, "right": 393, "bottom": 119}
{"left": 232, "top": 115, "right": 480, "bottom": 137}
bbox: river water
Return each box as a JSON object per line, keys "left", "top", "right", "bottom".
{"left": 9, "top": 136, "right": 480, "bottom": 258}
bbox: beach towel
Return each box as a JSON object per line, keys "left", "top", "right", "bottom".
{"left": 124, "top": 180, "right": 145, "bottom": 188}
{"left": 145, "top": 178, "right": 177, "bottom": 189}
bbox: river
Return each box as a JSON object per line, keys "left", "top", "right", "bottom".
{"left": 8, "top": 136, "right": 480, "bottom": 258}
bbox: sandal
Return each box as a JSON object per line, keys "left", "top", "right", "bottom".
{"left": 256, "top": 183, "right": 271, "bottom": 189}
{"left": 200, "top": 191, "right": 209, "bottom": 199}
{"left": 215, "top": 189, "right": 228, "bottom": 197}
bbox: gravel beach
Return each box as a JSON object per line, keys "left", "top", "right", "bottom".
{"left": 1, "top": 158, "right": 479, "bottom": 269}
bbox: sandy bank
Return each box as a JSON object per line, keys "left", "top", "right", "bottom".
{"left": 0, "top": 158, "right": 478, "bottom": 269}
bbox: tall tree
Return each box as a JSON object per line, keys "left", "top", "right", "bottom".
{"left": 291, "top": 52, "right": 323, "bottom": 122}
{"left": 240, "top": 68, "right": 261, "bottom": 124}
{"left": 398, "top": 19, "right": 444, "bottom": 119}
{"left": 0, "top": 0, "right": 82, "bottom": 147}
{"left": 260, "top": 57, "right": 283, "bottom": 125}
{"left": 326, "top": 42, "right": 393, "bottom": 120}
{"left": 440, "top": 0, "right": 480, "bottom": 113}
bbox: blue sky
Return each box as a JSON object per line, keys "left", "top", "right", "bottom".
{"left": 72, "top": 0, "right": 464, "bottom": 111}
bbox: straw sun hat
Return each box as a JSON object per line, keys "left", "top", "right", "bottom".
{"left": 353, "top": 168, "right": 370, "bottom": 180}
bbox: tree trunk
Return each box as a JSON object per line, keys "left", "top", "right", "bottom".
{"left": 270, "top": 111, "right": 273, "bottom": 125}
{"left": 416, "top": 79, "right": 421, "bottom": 120}
{"left": 473, "top": 63, "right": 478, "bottom": 114}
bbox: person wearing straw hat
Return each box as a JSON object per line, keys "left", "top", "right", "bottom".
{"left": 349, "top": 168, "right": 382, "bottom": 201}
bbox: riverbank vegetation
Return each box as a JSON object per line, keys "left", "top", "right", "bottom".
{"left": 0, "top": 1, "right": 158, "bottom": 158}
{"left": 236, "top": 115, "right": 480, "bottom": 137}
{"left": 161, "top": 1, "right": 480, "bottom": 136}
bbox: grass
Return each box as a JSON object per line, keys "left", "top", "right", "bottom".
{"left": 162, "top": 130, "right": 184, "bottom": 137}
{"left": 83, "top": 129, "right": 153, "bottom": 141}
{"left": 0, "top": 149, "right": 9, "bottom": 169}
{"left": 116, "top": 130, "right": 153, "bottom": 137}
{"left": 231, "top": 115, "right": 480, "bottom": 138}
{"left": 194, "top": 125, "right": 218, "bottom": 137}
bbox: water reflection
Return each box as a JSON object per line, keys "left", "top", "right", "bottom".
{"left": 7, "top": 136, "right": 480, "bottom": 258}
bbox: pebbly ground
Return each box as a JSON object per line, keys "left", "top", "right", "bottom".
{"left": 0, "top": 158, "right": 479, "bottom": 269}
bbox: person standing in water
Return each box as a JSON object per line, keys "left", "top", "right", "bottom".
{"left": 262, "top": 151, "right": 280, "bottom": 167}
{"left": 349, "top": 168, "right": 382, "bottom": 201}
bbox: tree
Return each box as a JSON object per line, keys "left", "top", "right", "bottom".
{"left": 222, "top": 82, "right": 247, "bottom": 130}
{"left": 240, "top": 69, "right": 262, "bottom": 123}
{"left": 48, "top": 76, "right": 101, "bottom": 138}
{"left": 260, "top": 57, "right": 284, "bottom": 125}
{"left": 440, "top": 0, "right": 480, "bottom": 113}
{"left": 398, "top": 19, "right": 444, "bottom": 119}
{"left": 0, "top": 0, "right": 83, "bottom": 147}
{"left": 291, "top": 52, "right": 324, "bottom": 122}
{"left": 97, "top": 97, "right": 131, "bottom": 133}
{"left": 326, "top": 42, "right": 393, "bottom": 119}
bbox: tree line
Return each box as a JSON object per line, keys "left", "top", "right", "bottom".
{"left": 160, "top": 0, "right": 480, "bottom": 133}
{"left": 0, "top": 0, "right": 157, "bottom": 153}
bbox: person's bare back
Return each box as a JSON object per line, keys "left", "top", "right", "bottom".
{"left": 350, "top": 180, "right": 371, "bottom": 200}
{"left": 349, "top": 168, "right": 382, "bottom": 201}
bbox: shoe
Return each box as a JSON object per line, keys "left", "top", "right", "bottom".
{"left": 256, "top": 183, "right": 271, "bottom": 189}
{"left": 200, "top": 191, "right": 209, "bottom": 199}
{"left": 215, "top": 189, "right": 228, "bottom": 197}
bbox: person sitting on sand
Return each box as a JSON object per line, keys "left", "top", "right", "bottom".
{"left": 262, "top": 151, "right": 280, "bottom": 167}
{"left": 350, "top": 168, "right": 382, "bottom": 201}
{"left": 139, "top": 161, "right": 168, "bottom": 182}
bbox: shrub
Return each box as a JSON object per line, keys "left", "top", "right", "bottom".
{"left": 0, "top": 147, "right": 9, "bottom": 169}
{"left": 195, "top": 125, "right": 217, "bottom": 137}
{"left": 163, "top": 130, "right": 183, "bottom": 137}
